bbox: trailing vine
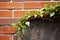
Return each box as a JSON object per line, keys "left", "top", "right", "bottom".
{"left": 12, "top": 2, "right": 60, "bottom": 35}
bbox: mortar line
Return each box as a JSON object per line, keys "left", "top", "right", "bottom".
{"left": 12, "top": 10, "right": 14, "bottom": 18}
{"left": 10, "top": 35, "right": 14, "bottom": 40}
{"left": 10, "top": 0, "right": 13, "bottom": 2}
{"left": 21, "top": 0, "right": 24, "bottom": 10}
{"left": 0, "top": 34, "right": 12, "bottom": 36}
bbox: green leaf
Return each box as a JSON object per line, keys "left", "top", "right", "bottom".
{"left": 18, "top": 28, "right": 21, "bottom": 30}
{"left": 49, "top": 12, "right": 55, "bottom": 17}
{"left": 17, "top": 31, "right": 21, "bottom": 35}
{"left": 34, "top": 15, "right": 37, "bottom": 18}
{"left": 22, "top": 29, "right": 25, "bottom": 35}
{"left": 25, "top": 21, "right": 30, "bottom": 26}
{"left": 55, "top": 6, "right": 60, "bottom": 12}
{"left": 25, "top": 14, "right": 29, "bottom": 19}
{"left": 21, "top": 25, "right": 26, "bottom": 29}
{"left": 11, "top": 23, "right": 17, "bottom": 27}
{"left": 27, "top": 11, "right": 31, "bottom": 14}
{"left": 40, "top": 13, "right": 43, "bottom": 17}
{"left": 40, "top": 10, "right": 44, "bottom": 17}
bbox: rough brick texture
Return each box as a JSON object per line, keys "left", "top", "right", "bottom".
{"left": 14, "top": 10, "right": 26, "bottom": 17}
{"left": 0, "top": 2, "right": 22, "bottom": 9}
{"left": 0, "top": 36, "right": 11, "bottom": 40}
{"left": 0, "top": 26, "right": 16, "bottom": 34}
{"left": 0, "top": 10, "right": 12, "bottom": 17}
{"left": 24, "top": 2, "right": 45, "bottom": 8}
{"left": 0, "top": 2, "right": 13, "bottom": 9}
{"left": 0, "top": 18, "right": 18, "bottom": 24}
{"left": 0, "top": 0, "right": 10, "bottom": 2}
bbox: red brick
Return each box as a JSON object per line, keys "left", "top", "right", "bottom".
{"left": 24, "top": 2, "right": 45, "bottom": 8}
{"left": 24, "top": 2, "right": 58, "bottom": 9}
{"left": 0, "top": 2, "right": 22, "bottom": 9}
{"left": 0, "top": 26, "right": 16, "bottom": 34}
{"left": 13, "top": 2, "right": 22, "bottom": 8}
{"left": 0, "top": 36, "right": 10, "bottom": 40}
{"left": 0, "top": 2, "right": 13, "bottom": 8}
{"left": 14, "top": 10, "right": 26, "bottom": 17}
{"left": 0, "top": 19, "right": 10, "bottom": 24}
{"left": 0, "top": 10, "right": 12, "bottom": 17}
{"left": 0, "top": 18, "right": 18, "bottom": 25}
{"left": 0, "top": 0, "right": 10, "bottom": 2}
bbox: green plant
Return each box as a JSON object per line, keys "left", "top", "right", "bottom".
{"left": 12, "top": 2, "right": 60, "bottom": 35}
{"left": 40, "top": 2, "right": 60, "bottom": 17}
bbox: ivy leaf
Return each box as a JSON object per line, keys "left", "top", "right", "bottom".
{"left": 24, "top": 11, "right": 31, "bottom": 20}
{"left": 11, "top": 23, "right": 18, "bottom": 31}
{"left": 25, "top": 14, "right": 29, "bottom": 19}
{"left": 11, "top": 23, "right": 17, "bottom": 27}
{"left": 40, "top": 14, "right": 43, "bottom": 17}
{"left": 17, "top": 30, "right": 21, "bottom": 35}
{"left": 18, "top": 28, "right": 21, "bottom": 30}
{"left": 40, "top": 11, "right": 44, "bottom": 17}
{"left": 22, "top": 29, "right": 25, "bottom": 35}
{"left": 21, "top": 25, "right": 26, "bottom": 29}
{"left": 55, "top": 6, "right": 60, "bottom": 12}
{"left": 49, "top": 12, "right": 55, "bottom": 17}
{"left": 27, "top": 11, "right": 31, "bottom": 14}
{"left": 34, "top": 15, "right": 37, "bottom": 18}
{"left": 25, "top": 21, "right": 30, "bottom": 26}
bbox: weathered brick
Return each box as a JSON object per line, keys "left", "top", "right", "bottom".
{"left": 24, "top": 2, "right": 45, "bottom": 9}
{"left": 0, "top": 18, "right": 18, "bottom": 25}
{"left": 0, "top": 19, "right": 10, "bottom": 25}
{"left": 24, "top": 2, "right": 57, "bottom": 9}
{"left": 0, "top": 36, "right": 10, "bottom": 40}
{"left": 13, "top": 2, "right": 22, "bottom": 8}
{"left": 0, "top": 26, "right": 16, "bottom": 34}
{"left": 0, "top": 2, "right": 22, "bottom": 9}
{"left": 0, "top": 10, "right": 12, "bottom": 17}
{"left": 0, "top": 0, "right": 10, "bottom": 2}
{"left": 0, "top": 2, "right": 13, "bottom": 9}
{"left": 14, "top": 10, "right": 26, "bottom": 17}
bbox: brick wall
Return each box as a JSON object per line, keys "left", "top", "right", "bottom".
{"left": 0, "top": 0, "right": 59, "bottom": 40}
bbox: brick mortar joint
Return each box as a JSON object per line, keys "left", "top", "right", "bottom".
{"left": 21, "top": 0, "right": 24, "bottom": 10}
{"left": 12, "top": 10, "right": 14, "bottom": 18}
